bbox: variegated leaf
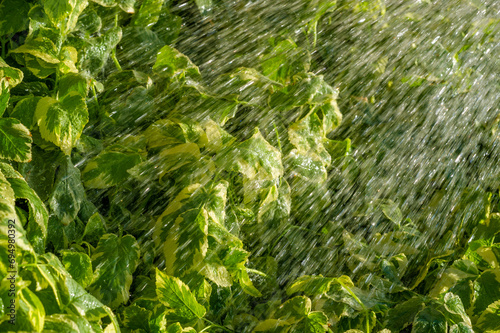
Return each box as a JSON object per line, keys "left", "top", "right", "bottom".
{"left": 35, "top": 92, "right": 89, "bottom": 155}
{"left": 156, "top": 268, "right": 206, "bottom": 323}
{"left": 88, "top": 234, "right": 140, "bottom": 308}
{"left": 0, "top": 118, "right": 32, "bottom": 162}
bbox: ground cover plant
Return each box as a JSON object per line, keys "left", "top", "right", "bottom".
{"left": 1, "top": 0, "right": 500, "bottom": 332}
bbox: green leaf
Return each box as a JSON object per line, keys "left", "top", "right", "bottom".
{"left": 442, "top": 293, "right": 472, "bottom": 328}
{"left": 82, "top": 212, "right": 107, "bottom": 245}
{"left": 0, "top": 82, "right": 8, "bottom": 117}
{"left": 155, "top": 182, "right": 230, "bottom": 277}
{"left": 18, "top": 285, "right": 46, "bottom": 331}
{"left": 0, "top": 57, "right": 23, "bottom": 86}
{"left": 0, "top": 56, "right": 24, "bottom": 116}
{"left": 230, "top": 128, "right": 283, "bottom": 181}
{"left": 287, "top": 275, "right": 334, "bottom": 296}
{"left": 261, "top": 39, "right": 309, "bottom": 84}
{"left": 472, "top": 269, "right": 500, "bottom": 316}
{"left": 286, "top": 152, "right": 327, "bottom": 182}
{"left": 0, "top": 0, "right": 30, "bottom": 35}
{"left": 379, "top": 199, "right": 403, "bottom": 225}
{"left": 82, "top": 150, "right": 143, "bottom": 189}
{"left": 258, "top": 180, "right": 291, "bottom": 229}
{"left": 133, "top": 0, "right": 163, "bottom": 27}
{"left": 42, "top": 0, "right": 88, "bottom": 33}
{"left": 156, "top": 268, "right": 206, "bottom": 322}
{"left": 49, "top": 156, "right": 85, "bottom": 225}
{"left": 274, "top": 296, "right": 311, "bottom": 323}
{"left": 59, "top": 46, "right": 79, "bottom": 75}
{"left": 76, "top": 7, "right": 101, "bottom": 34}
{"left": 153, "top": 45, "right": 201, "bottom": 79}
{"left": 35, "top": 93, "right": 89, "bottom": 155}
{"left": 24, "top": 253, "right": 120, "bottom": 331}
{"left": 238, "top": 268, "right": 262, "bottom": 297}
{"left": 156, "top": 143, "right": 201, "bottom": 181}
{"left": 22, "top": 54, "right": 58, "bottom": 78}
{"left": 58, "top": 73, "right": 89, "bottom": 98}
{"left": 122, "top": 304, "right": 153, "bottom": 332}
{"left": 0, "top": 118, "right": 32, "bottom": 162}
{"left": 79, "top": 26, "right": 122, "bottom": 74}
{"left": 288, "top": 110, "right": 331, "bottom": 167}
{"left": 166, "top": 322, "right": 197, "bottom": 333}
{"left": 162, "top": 207, "right": 208, "bottom": 277}
{"left": 291, "top": 311, "right": 329, "bottom": 333}
{"left": 10, "top": 96, "right": 41, "bottom": 130}
{"left": 88, "top": 233, "right": 140, "bottom": 308}
{"left": 475, "top": 299, "right": 500, "bottom": 332}
{"left": 143, "top": 118, "right": 188, "bottom": 149}
{"left": 62, "top": 251, "right": 93, "bottom": 288}
{"left": 412, "top": 307, "right": 447, "bottom": 333}
{"left": 449, "top": 322, "right": 474, "bottom": 333}
{"left": 91, "top": 0, "right": 135, "bottom": 12}
{"left": 326, "top": 276, "right": 366, "bottom": 312}
{"left": 6, "top": 174, "right": 49, "bottom": 253}
{"left": 11, "top": 37, "right": 60, "bottom": 64}
{"left": 200, "top": 251, "right": 232, "bottom": 287}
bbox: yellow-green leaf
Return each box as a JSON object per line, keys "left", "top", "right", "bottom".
{"left": 35, "top": 92, "right": 89, "bottom": 155}
{"left": 156, "top": 268, "right": 206, "bottom": 323}
{"left": 88, "top": 234, "right": 140, "bottom": 308}
{"left": 0, "top": 118, "right": 32, "bottom": 162}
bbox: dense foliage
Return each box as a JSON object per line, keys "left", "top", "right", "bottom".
{"left": 1, "top": 0, "right": 500, "bottom": 332}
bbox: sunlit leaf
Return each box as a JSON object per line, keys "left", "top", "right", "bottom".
{"left": 35, "top": 93, "right": 89, "bottom": 155}
{"left": 156, "top": 268, "right": 206, "bottom": 322}
{"left": 154, "top": 45, "right": 201, "bottom": 79}
{"left": 287, "top": 275, "right": 334, "bottom": 296}
{"left": 229, "top": 128, "right": 283, "bottom": 181}
{"left": 133, "top": 0, "right": 163, "bottom": 27}
{"left": 0, "top": 118, "right": 32, "bottom": 162}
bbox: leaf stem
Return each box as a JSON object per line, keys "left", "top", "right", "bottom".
{"left": 91, "top": 82, "right": 100, "bottom": 110}
{"left": 111, "top": 13, "right": 122, "bottom": 71}
{"left": 246, "top": 268, "right": 268, "bottom": 278}
{"left": 111, "top": 49, "right": 122, "bottom": 71}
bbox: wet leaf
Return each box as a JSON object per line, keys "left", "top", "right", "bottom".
{"left": 35, "top": 93, "right": 89, "bottom": 155}
{"left": 156, "top": 268, "right": 206, "bottom": 322}
{"left": 49, "top": 156, "right": 85, "bottom": 225}
{"left": 0, "top": 118, "right": 32, "bottom": 162}
{"left": 82, "top": 150, "right": 143, "bottom": 189}
{"left": 88, "top": 233, "right": 140, "bottom": 308}
{"left": 62, "top": 251, "right": 93, "bottom": 288}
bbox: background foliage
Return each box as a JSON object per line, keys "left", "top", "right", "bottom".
{"left": 1, "top": 0, "right": 500, "bottom": 332}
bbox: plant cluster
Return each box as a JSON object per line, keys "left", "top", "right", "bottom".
{"left": 1, "top": 0, "right": 500, "bottom": 332}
